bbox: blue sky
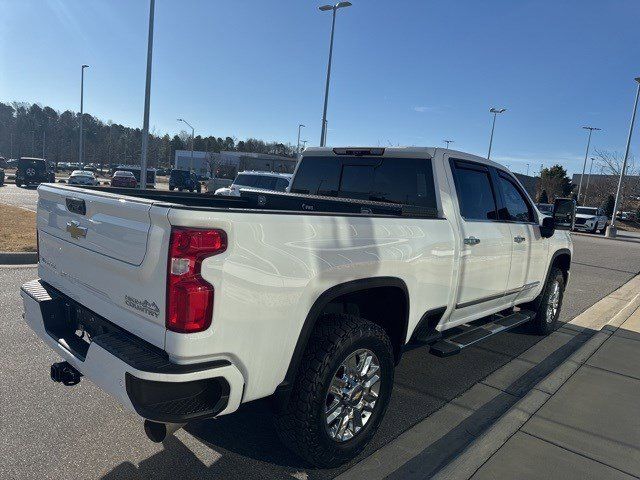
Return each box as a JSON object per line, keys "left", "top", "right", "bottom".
{"left": 1, "top": 0, "right": 639, "bottom": 175}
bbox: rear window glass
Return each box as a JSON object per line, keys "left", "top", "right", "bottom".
{"left": 290, "top": 156, "right": 437, "bottom": 209}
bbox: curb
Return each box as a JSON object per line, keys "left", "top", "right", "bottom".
{"left": 0, "top": 252, "right": 38, "bottom": 265}
{"left": 432, "top": 290, "right": 640, "bottom": 480}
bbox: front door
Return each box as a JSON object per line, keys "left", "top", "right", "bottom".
{"left": 494, "top": 171, "right": 548, "bottom": 303}
{"left": 448, "top": 160, "right": 512, "bottom": 324}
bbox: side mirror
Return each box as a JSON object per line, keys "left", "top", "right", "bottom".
{"left": 553, "top": 198, "right": 576, "bottom": 230}
{"left": 540, "top": 216, "right": 555, "bottom": 238}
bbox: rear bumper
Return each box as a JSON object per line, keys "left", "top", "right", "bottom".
{"left": 21, "top": 279, "right": 244, "bottom": 423}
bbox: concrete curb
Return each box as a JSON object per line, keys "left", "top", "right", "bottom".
{"left": 0, "top": 252, "right": 38, "bottom": 265}
{"left": 432, "top": 287, "right": 640, "bottom": 480}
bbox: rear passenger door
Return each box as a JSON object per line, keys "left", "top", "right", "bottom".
{"left": 449, "top": 160, "right": 512, "bottom": 322}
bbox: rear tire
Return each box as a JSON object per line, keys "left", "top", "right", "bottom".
{"left": 275, "top": 314, "right": 395, "bottom": 468}
{"left": 524, "top": 266, "right": 565, "bottom": 335}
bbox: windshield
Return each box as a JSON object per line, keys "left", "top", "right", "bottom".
{"left": 576, "top": 207, "right": 598, "bottom": 215}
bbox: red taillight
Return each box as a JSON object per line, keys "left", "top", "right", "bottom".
{"left": 166, "top": 227, "right": 227, "bottom": 333}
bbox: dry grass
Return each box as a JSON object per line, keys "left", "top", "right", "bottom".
{"left": 0, "top": 205, "right": 37, "bottom": 252}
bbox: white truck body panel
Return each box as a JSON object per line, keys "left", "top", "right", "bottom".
{"left": 23, "top": 147, "right": 572, "bottom": 419}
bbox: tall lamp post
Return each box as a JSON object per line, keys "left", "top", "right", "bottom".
{"left": 139, "top": 0, "right": 155, "bottom": 189}
{"left": 487, "top": 107, "right": 506, "bottom": 160}
{"left": 443, "top": 139, "right": 454, "bottom": 149}
{"left": 606, "top": 77, "right": 640, "bottom": 238}
{"left": 177, "top": 118, "right": 195, "bottom": 171}
{"left": 577, "top": 126, "right": 601, "bottom": 203}
{"left": 297, "top": 124, "right": 306, "bottom": 154}
{"left": 319, "top": 1, "right": 352, "bottom": 147}
{"left": 78, "top": 64, "right": 89, "bottom": 167}
{"left": 583, "top": 157, "right": 595, "bottom": 204}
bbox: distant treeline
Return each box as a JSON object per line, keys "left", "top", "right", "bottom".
{"left": 0, "top": 101, "right": 297, "bottom": 166}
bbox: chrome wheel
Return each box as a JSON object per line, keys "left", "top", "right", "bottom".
{"left": 324, "top": 348, "right": 381, "bottom": 442}
{"left": 546, "top": 280, "right": 561, "bottom": 323}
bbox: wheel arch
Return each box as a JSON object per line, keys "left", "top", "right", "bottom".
{"left": 272, "top": 277, "right": 409, "bottom": 411}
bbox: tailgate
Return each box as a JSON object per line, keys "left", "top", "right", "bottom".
{"left": 38, "top": 185, "right": 152, "bottom": 265}
{"left": 36, "top": 184, "right": 171, "bottom": 348}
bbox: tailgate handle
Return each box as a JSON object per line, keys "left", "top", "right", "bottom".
{"left": 66, "top": 198, "right": 86, "bottom": 215}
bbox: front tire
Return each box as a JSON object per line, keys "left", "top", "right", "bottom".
{"left": 524, "top": 266, "right": 565, "bottom": 335}
{"left": 275, "top": 314, "right": 394, "bottom": 467}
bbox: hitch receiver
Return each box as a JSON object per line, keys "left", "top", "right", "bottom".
{"left": 50, "top": 361, "right": 82, "bottom": 386}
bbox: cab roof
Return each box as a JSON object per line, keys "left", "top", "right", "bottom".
{"left": 302, "top": 147, "right": 507, "bottom": 171}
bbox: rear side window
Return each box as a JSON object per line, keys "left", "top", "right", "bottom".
{"left": 291, "top": 156, "right": 437, "bottom": 209}
{"left": 497, "top": 174, "right": 535, "bottom": 222}
{"left": 452, "top": 162, "right": 497, "bottom": 221}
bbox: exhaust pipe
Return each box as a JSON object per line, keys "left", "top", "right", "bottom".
{"left": 144, "top": 420, "right": 185, "bottom": 443}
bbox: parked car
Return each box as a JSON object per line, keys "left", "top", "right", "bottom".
{"left": 22, "top": 147, "right": 572, "bottom": 468}
{"left": 15, "top": 157, "right": 55, "bottom": 187}
{"left": 111, "top": 170, "right": 137, "bottom": 188}
{"left": 68, "top": 170, "right": 99, "bottom": 186}
{"left": 169, "top": 169, "right": 201, "bottom": 192}
{"left": 214, "top": 171, "right": 292, "bottom": 196}
{"left": 0, "top": 167, "right": 4, "bottom": 186}
{"left": 573, "top": 206, "right": 609, "bottom": 234}
{"left": 536, "top": 203, "right": 554, "bottom": 217}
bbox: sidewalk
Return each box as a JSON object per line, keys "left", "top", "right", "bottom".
{"left": 436, "top": 306, "right": 640, "bottom": 480}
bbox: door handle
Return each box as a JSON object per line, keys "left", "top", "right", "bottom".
{"left": 464, "top": 236, "right": 481, "bottom": 246}
{"left": 514, "top": 236, "right": 526, "bottom": 243}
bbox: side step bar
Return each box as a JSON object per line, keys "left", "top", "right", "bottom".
{"left": 429, "top": 310, "right": 535, "bottom": 357}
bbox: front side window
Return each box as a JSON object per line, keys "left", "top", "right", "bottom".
{"left": 452, "top": 164, "right": 497, "bottom": 221}
{"left": 498, "top": 174, "right": 534, "bottom": 222}
{"left": 234, "top": 174, "right": 260, "bottom": 188}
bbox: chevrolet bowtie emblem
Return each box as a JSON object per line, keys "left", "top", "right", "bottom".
{"left": 66, "top": 220, "right": 87, "bottom": 239}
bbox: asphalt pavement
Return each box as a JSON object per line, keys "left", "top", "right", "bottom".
{"left": 1, "top": 235, "right": 640, "bottom": 479}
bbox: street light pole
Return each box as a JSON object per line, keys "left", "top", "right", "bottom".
{"left": 177, "top": 118, "right": 195, "bottom": 171}
{"left": 319, "top": 2, "right": 352, "bottom": 147}
{"left": 139, "top": 0, "right": 155, "bottom": 189}
{"left": 78, "top": 64, "right": 89, "bottom": 167}
{"left": 577, "top": 126, "right": 601, "bottom": 204}
{"left": 487, "top": 107, "right": 506, "bottom": 160}
{"left": 443, "top": 139, "right": 454, "bottom": 149}
{"left": 583, "top": 157, "right": 595, "bottom": 204}
{"left": 297, "top": 124, "right": 305, "bottom": 154}
{"left": 607, "top": 77, "right": 640, "bottom": 238}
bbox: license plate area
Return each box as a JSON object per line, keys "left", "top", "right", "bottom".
{"left": 41, "top": 294, "right": 113, "bottom": 361}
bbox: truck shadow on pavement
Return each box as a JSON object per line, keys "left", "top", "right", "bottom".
{"left": 99, "top": 323, "right": 595, "bottom": 480}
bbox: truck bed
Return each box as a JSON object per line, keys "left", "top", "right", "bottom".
{"left": 80, "top": 186, "right": 439, "bottom": 219}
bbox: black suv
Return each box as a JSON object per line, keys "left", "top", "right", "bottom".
{"left": 15, "top": 157, "right": 55, "bottom": 187}
{"left": 169, "top": 169, "right": 201, "bottom": 193}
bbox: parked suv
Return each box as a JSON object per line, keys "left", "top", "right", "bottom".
{"left": 15, "top": 157, "right": 55, "bottom": 187}
{"left": 169, "top": 169, "right": 201, "bottom": 193}
{"left": 22, "top": 147, "right": 572, "bottom": 467}
{"left": 573, "top": 206, "right": 609, "bottom": 234}
{"left": 214, "top": 171, "right": 292, "bottom": 196}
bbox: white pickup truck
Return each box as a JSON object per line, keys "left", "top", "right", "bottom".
{"left": 21, "top": 147, "right": 572, "bottom": 467}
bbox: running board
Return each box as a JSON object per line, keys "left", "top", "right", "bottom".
{"left": 429, "top": 310, "right": 535, "bottom": 357}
